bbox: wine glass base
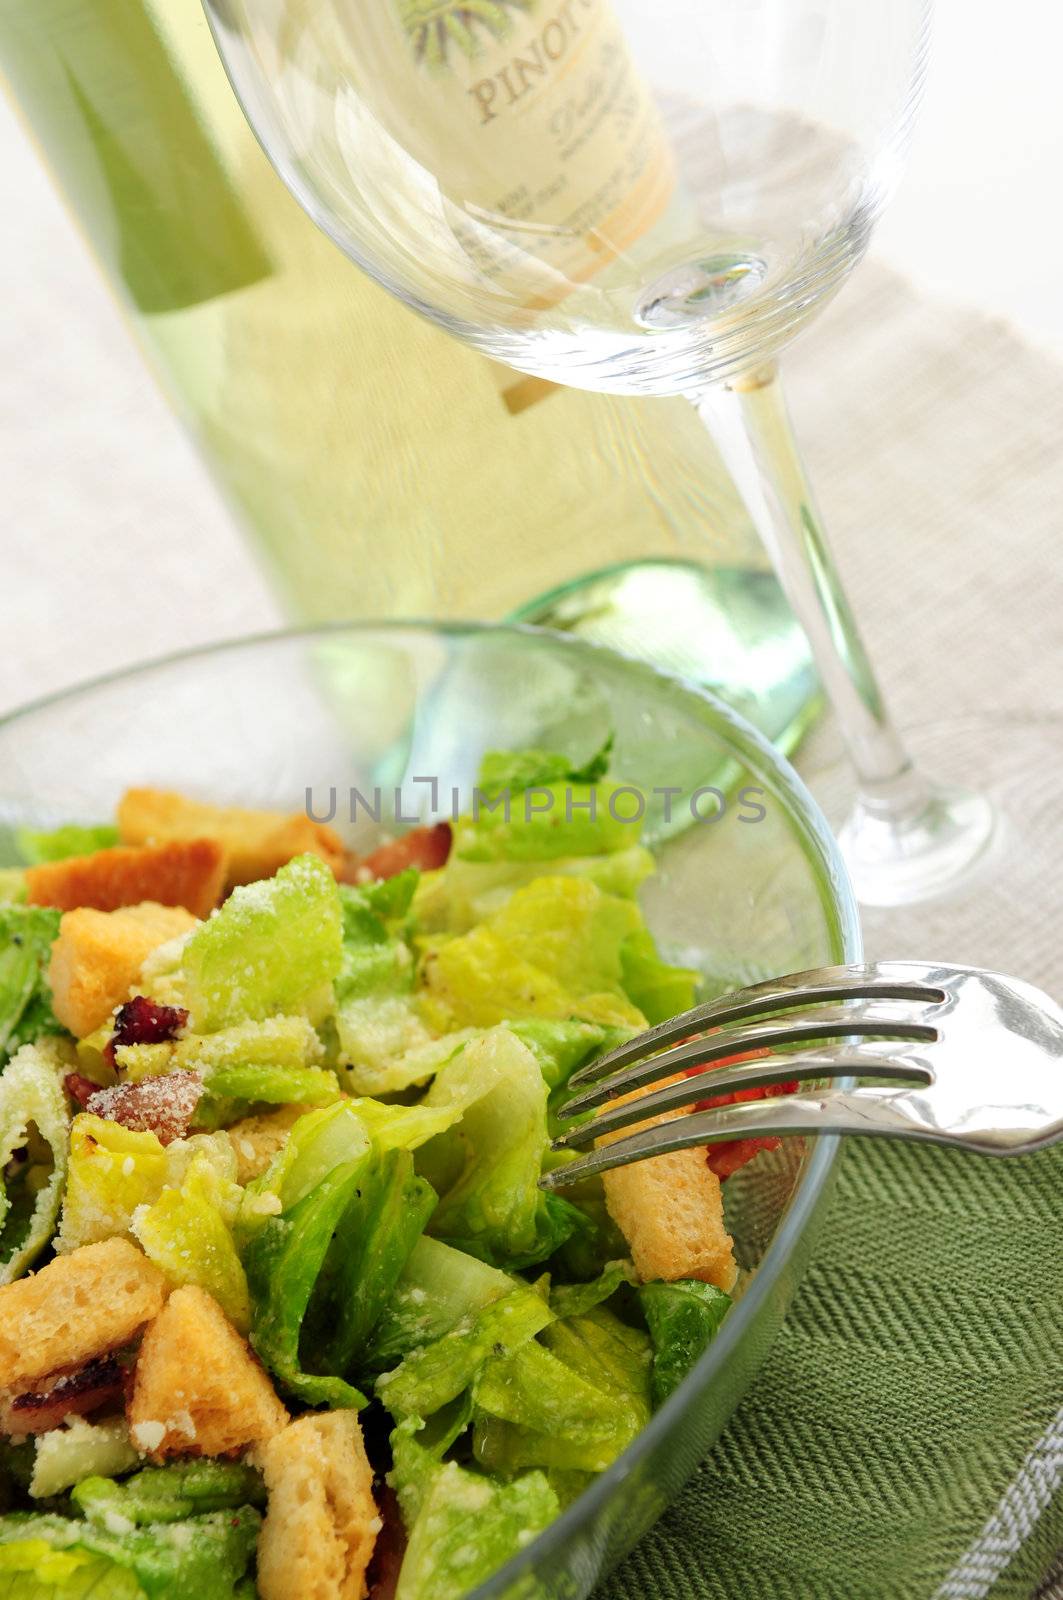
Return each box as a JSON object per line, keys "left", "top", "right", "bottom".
{"left": 838, "top": 785, "right": 996, "bottom": 909}
{"left": 800, "top": 713, "right": 1063, "bottom": 987}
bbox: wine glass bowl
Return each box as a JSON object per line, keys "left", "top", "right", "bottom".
{"left": 205, "top": 0, "right": 931, "bottom": 393}
{"left": 204, "top": 0, "right": 1000, "bottom": 914}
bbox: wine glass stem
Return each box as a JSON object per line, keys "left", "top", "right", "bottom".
{"left": 696, "top": 362, "right": 928, "bottom": 820}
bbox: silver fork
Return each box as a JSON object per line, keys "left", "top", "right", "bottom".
{"left": 539, "top": 961, "right": 1063, "bottom": 1190}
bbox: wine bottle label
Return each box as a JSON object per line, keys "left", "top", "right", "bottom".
{"left": 338, "top": 0, "right": 675, "bottom": 297}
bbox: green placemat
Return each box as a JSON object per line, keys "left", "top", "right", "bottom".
{"left": 602, "top": 1137, "right": 1062, "bottom": 1600}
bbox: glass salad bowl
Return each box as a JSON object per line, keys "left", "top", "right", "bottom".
{"left": 0, "top": 622, "right": 860, "bottom": 1599}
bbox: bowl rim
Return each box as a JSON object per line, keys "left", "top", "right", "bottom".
{"left": 0, "top": 618, "right": 862, "bottom": 1592}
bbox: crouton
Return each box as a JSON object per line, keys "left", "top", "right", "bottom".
{"left": 128, "top": 1285, "right": 288, "bottom": 1458}
{"left": 601, "top": 1076, "right": 737, "bottom": 1291}
{"left": 26, "top": 838, "right": 225, "bottom": 919}
{"left": 227, "top": 1104, "right": 314, "bottom": 1186}
{"left": 256, "top": 1412, "right": 379, "bottom": 1600}
{"left": 0, "top": 1238, "right": 167, "bottom": 1389}
{"left": 118, "top": 788, "right": 345, "bottom": 888}
{"left": 47, "top": 901, "right": 197, "bottom": 1037}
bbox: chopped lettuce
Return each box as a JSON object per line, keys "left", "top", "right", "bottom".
{"left": 0, "top": 870, "right": 27, "bottom": 906}
{"left": 477, "top": 740, "right": 614, "bottom": 798}
{"left": 419, "top": 1028, "right": 581, "bottom": 1270}
{"left": 0, "top": 1041, "right": 70, "bottom": 1283}
{"left": 364, "top": 1236, "right": 518, "bottom": 1373}
{"left": 412, "top": 846, "right": 656, "bottom": 936}
{"left": 620, "top": 927, "right": 699, "bottom": 1025}
{"left": 336, "top": 874, "right": 418, "bottom": 1003}
{"left": 418, "top": 877, "right": 648, "bottom": 1034}
{"left": 237, "top": 1101, "right": 370, "bottom": 1227}
{"left": 244, "top": 1118, "right": 436, "bottom": 1407}
{"left": 132, "top": 1154, "right": 250, "bottom": 1330}
{"left": 472, "top": 1304, "right": 651, "bottom": 1476}
{"left": 174, "top": 1015, "right": 323, "bottom": 1075}
{"left": 332, "top": 875, "right": 448, "bottom": 1095}
{"left": 181, "top": 854, "right": 342, "bottom": 1032}
{"left": 30, "top": 1419, "right": 138, "bottom": 1500}
{"left": 0, "top": 906, "right": 63, "bottom": 1066}
{"left": 0, "top": 1506, "right": 260, "bottom": 1600}
{"left": 390, "top": 1421, "right": 558, "bottom": 1600}
{"left": 15, "top": 823, "right": 119, "bottom": 865}
{"left": 57, "top": 1117, "right": 237, "bottom": 1253}
{"left": 375, "top": 1285, "right": 552, "bottom": 1422}
{"left": 201, "top": 1062, "right": 340, "bottom": 1108}
{"left": 638, "top": 1279, "right": 733, "bottom": 1405}
{"left": 73, "top": 1461, "right": 264, "bottom": 1525}
{"left": 0, "top": 1541, "right": 144, "bottom": 1600}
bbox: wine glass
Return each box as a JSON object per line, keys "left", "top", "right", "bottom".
{"left": 200, "top": 0, "right": 992, "bottom": 909}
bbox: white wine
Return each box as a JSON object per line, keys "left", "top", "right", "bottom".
{"left": 0, "top": 0, "right": 816, "bottom": 748}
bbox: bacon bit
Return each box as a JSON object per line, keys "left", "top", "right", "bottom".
{"left": 9, "top": 1354, "right": 125, "bottom": 1433}
{"left": 85, "top": 1070, "right": 203, "bottom": 1146}
{"left": 103, "top": 994, "right": 189, "bottom": 1068}
{"left": 349, "top": 823, "right": 452, "bottom": 883}
{"left": 63, "top": 1073, "right": 103, "bottom": 1111}
{"left": 684, "top": 1047, "right": 799, "bottom": 1179}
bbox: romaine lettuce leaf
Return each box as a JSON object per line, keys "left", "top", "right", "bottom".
{"left": 57, "top": 1117, "right": 236, "bottom": 1253}
{"left": 638, "top": 1279, "right": 733, "bottom": 1405}
{"left": 131, "top": 1154, "right": 250, "bottom": 1331}
{"left": 237, "top": 1100, "right": 370, "bottom": 1229}
{"left": 201, "top": 1062, "right": 341, "bottom": 1108}
{"left": 417, "top": 877, "right": 647, "bottom": 1034}
{"left": 411, "top": 846, "right": 656, "bottom": 935}
{"left": 476, "top": 740, "right": 613, "bottom": 798}
{"left": 389, "top": 1421, "right": 558, "bottom": 1600}
{"left": 471, "top": 1292, "right": 651, "bottom": 1478}
{"left": 15, "top": 823, "right": 119, "bottom": 865}
{"left": 0, "top": 1506, "right": 260, "bottom": 1600}
{"left": 472, "top": 1328, "right": 648, "bottom": 1476}
{"left": 619, "top": 928, "right": 699, "bottom": 1026}
{"left": 0, "top": 871, "right": 27, "bottom": 906}
{"left": 336, "top": 875, "right": 418, "bottom": 1003}
{"left": 375, "top": 1285, "right": 552, "bottom": 1421}
{"left": 419, "top": 1028, "right": 579, "bottom": 1269}
{"left": 0, "top": 1541, "right": 144, "bottom": 1600}
{"left": 243, "top": 1157, "right": 370, "bottom": 1409}
{"left": 30, "top": 1418, "right": 138, "bottom": 1500}
{"left": 333, "top": 995, "right": 443, "bottom": 1095}
{"left": 363, "top": 1236, "right": 518, "bottom": 1373}
{"left": 0, "top": 1041, "right": 70, "bottom": 1283}
{"left": 0, "top": 906, "right": 63, "bottom": 1066}
{"left": 72, "top": 1461, "right": 264, "bottom": 1525}
{"left": 181, "top": 854, "right": 342, "bottom": 1032}
{"left": 174, "top": 1015, "right": 323, "bottom": 1075}
{"left": 245, "top": 1136, "right": 435, "bottom": 1407}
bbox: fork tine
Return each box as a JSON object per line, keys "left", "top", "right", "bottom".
{"left": 562, "top": 1002, "right": 940, "bottom": 1117}
{"left": 554, "top": 1041, "right": 933, "bottom": 1148}
{"left": 566, "top": 967, "right": 947, "bottom": 1089}
{"left": 539, "top": 1083, "right": 937, "bottom": 1190}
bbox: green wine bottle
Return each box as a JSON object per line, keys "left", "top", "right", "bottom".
{"left": 0, "top": 0, "right": 817, "bottom": 750}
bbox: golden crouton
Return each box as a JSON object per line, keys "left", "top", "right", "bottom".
{"left": 601, "top": 1076, "right": 737, "bottom": 1291}
{"left": 227, "top": 1104, "right": 314, "bottom": 1186}
{"left": 129, "top": 1285, "right": 288, "bottom": 1459}
{"left": 0, "top": 1238, "right": 167, "bottom": 1389}
{"left": 256, "top": 1412, "right": 379, "bottom": 1600}
{"left": 118, "top": 788, "right": 345, "bottom": 888}
{"left": 26, "top": 838, "right": 225, "bottom": 919}
{"left": 47, "top": 901, "right": 197, "bottom": 1037}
